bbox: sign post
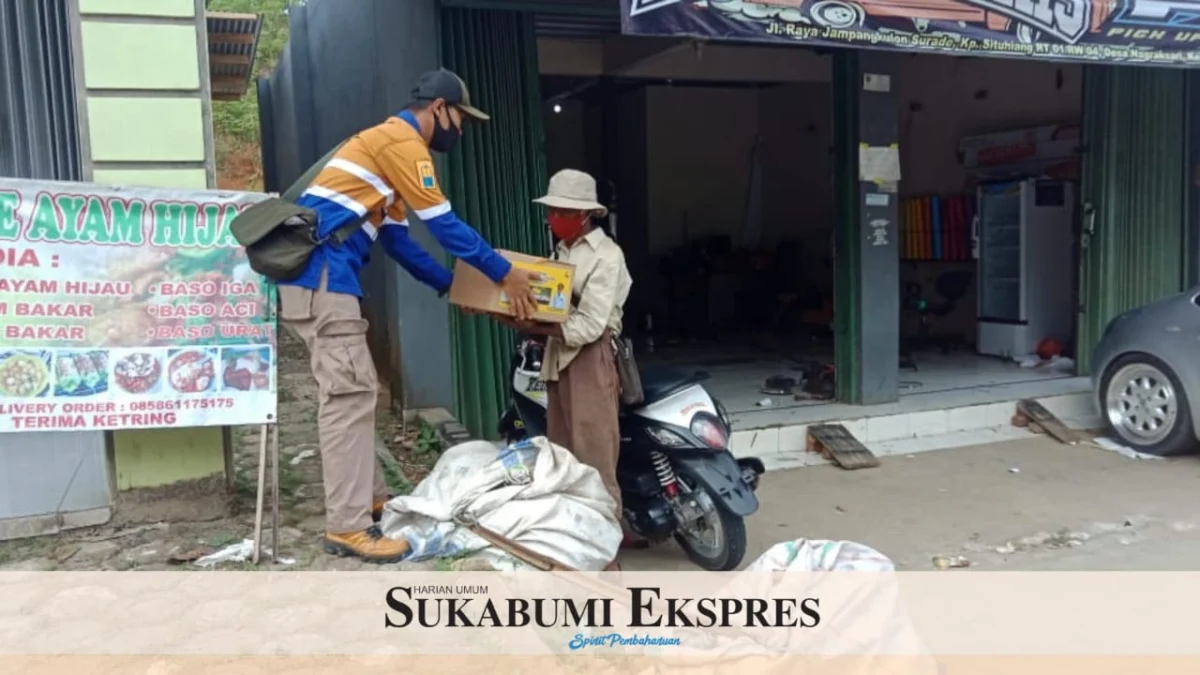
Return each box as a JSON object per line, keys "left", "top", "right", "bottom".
{"left": 251, "top": 424, "right": 280, "bottom": 565}
{"left": 0, "top": 177, "right": 282, "bottom": 559}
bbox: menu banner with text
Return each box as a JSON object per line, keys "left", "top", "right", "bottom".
{"left": 0, "top": 178, "right": 277, "bottom": 433}
{"left": 622, "top": 0, "right": 1200, "bottom": 66}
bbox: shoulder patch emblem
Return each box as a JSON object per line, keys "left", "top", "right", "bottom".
{"left": 416, "top": 160, "right": 437, "bottom": 190}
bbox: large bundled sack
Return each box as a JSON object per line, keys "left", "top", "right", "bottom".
{"left": 643, "top": 539, "right": 938, "bottom": 675}
{"left": 746, "top": 538, "right": 895, "bottom": 572}
{"left": 378, "top": 436, "right": 621, "bottom": 571}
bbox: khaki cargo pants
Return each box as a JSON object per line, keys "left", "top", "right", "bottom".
{"left": 279, "top": 272, "right": 388, "bottom": 534}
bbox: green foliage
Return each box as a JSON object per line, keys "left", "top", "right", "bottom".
{"left": 208, "top": 0, "right": 296, "bottom": 144}
{"left": 379, "top": 453, "right": 414, "bottom": 496}
{"left": 415, "top": 423, "right": 442, "bottom": 455}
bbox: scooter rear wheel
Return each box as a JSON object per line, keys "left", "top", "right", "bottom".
{"left": 674, "top": 485, "right": 748, "bottom": 572}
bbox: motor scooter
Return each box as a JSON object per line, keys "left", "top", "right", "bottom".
{"left": 498, "top": 337, "right": 765, "bottom": 571}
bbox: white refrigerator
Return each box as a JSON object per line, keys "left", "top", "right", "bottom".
{"left": 974, "top": 178, "right": 1076, "bottom": 359}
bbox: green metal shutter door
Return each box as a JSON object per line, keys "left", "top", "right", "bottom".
{"left": 441, "top": 7, "right": 549, "bottom": 438}
{"left": 1076, "top": 66, "right": 1188, "bottom": 373}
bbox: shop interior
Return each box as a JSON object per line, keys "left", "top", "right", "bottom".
{"left": 537, "top": 35, "right": 1082, "bottom": 419}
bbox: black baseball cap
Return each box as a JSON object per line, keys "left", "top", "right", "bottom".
{"left": 411, "top": 68, "right": 489, "bottom": 121}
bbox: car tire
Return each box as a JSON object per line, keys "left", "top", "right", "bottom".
{"left": 1100, "top": 353, "right": 1195, "bottom": 457}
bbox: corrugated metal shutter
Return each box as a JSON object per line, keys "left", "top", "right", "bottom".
{"left": 832, "top": 50, "right": 861, "bottom": 403}
{"left": 0, "top": 0, "right": 82, "bottom": 180}
{"left": 440, "top": 0, "right": 619, "bottom": 38}
{"left": 441, "top": 6, "right": 550, "bottom": 438}
{"left": 533, "top": 12, "right": 619, "bottom": 38}
{"left": 1076, "top": 66, "right": 1188, "bottom": 373}
{"left": 0, "top": 0, "right": 109, "bottom": 537}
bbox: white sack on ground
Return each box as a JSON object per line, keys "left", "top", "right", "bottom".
{"left": 650, "top": 539, "right": 938, "bottom": 675}
{"left": 746, "top": 538, "right": 896, "bottom": 572}
{"left": 378, "top": 436, "right": 621, "bottom": 571}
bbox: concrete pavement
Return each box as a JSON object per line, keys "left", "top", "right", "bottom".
{"left": 622, "top": 436, "right": 1200, "bottom": 571}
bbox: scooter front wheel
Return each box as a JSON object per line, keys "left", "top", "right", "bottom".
{"left": 673, "top": 485, "right": 748, "bottom": 572}
{"left": 499, "top": 407, "right": 528, "bottom": 445}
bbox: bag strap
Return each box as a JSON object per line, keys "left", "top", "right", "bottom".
{"left": 570, "top": 262, "right": 598, "bottom": 310}
{"left": 281, "top": 139, "right": 373, "bottom": 246}
{"left": 282, "top": 140, "right": 347, "bottom": 202}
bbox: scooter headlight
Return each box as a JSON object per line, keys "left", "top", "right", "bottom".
{"left": 646, "top": 426, "right": 689, "bottom": 447}
{"left": 690, "top": 414, "right": 728, "bottom": 450}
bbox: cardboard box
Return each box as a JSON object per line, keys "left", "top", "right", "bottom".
{"left": 448, "top": 250, "right": 574, "bottom": 323}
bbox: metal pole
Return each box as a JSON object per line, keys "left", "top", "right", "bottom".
{"left": 270, "top": 424, "right": 280, "bottom": 563}
{"left": 251, "top": 423, "right": 268, "bottom": 565}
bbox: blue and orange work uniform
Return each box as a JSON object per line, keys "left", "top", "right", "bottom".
{"left": 279, "top": 110, "right": 511, "bottom": 297}
{"left": 275, "top": 110, "right": 509, "bottom": 550}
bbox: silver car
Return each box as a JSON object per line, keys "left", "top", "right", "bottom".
{"left": 1091, "top": 287, "right": 1200, "bottom": 456}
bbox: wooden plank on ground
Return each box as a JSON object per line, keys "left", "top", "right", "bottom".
{"left": 459, "top": 519, "right": 578, "bottom": 572}
{"left": 807, "top": 423, "right": 880, "bottom": 470}
{"left": 1017, "top": 399, "right": 1082, "bottom": 445}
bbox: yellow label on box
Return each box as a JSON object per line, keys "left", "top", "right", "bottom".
{"left": 499, "top": 261, "right": 572, "bottom": 317}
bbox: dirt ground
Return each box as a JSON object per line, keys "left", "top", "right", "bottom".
{"left": 0, "top": 328, "right": 450, "bottom": 572}
{"left": 5, "top": 329, "right": 1200, "bottom": 573}
{"left": 622, "top": 435, "right": 1200, "bottom": 572}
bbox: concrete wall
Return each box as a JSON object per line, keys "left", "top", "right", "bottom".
{"left": 896, "top": 55, "right": 1083, "bottom": 197}
{"left": 72, "top": 0, "right": 224, "bottom": 489}
{"left": 645, "top": 85, "right": 760, "bottom": 253}
{"left": 538, "top": 36, "right": 831, "bottom": 83}
{"left": 633, "top": 58, "right": 1081, "bottom": 250}
{"left": 539, "top": 41, "right": 1082, "bottom": 343}
{"left": 640, "top": 83, "right": 835, "bottom": 259}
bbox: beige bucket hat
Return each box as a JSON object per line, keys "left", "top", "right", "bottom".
{"left": 533, "top": 169, "right": 608, "bottom": 218}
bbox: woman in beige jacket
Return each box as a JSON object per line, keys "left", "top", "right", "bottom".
{"left": 493, "top": 169, "right": 635, "bottom": 561}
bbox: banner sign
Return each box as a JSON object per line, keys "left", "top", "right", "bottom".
{"left": 622, "top": 0, "right": 1200, "bottom": 66}
{"left": 0, "top": 178, "right": 277, "bottom": 433}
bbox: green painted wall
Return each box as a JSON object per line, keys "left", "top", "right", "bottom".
{"left": 79, "top": 0, "right": 195, "bottom": 17}
{"left": 113, "top": 428, "right": 226, "bottom": 491}
{"left": 76, "top": 0, "right": 224, "bottom": 490}
{"left": 87, "top": 98, "right": 206, "bottom": 162}
{"left": 92, "top": 168, "right": 209, "bottom": 189}
{"left": 80, "top": 23, "right": 200, "bottom": 90}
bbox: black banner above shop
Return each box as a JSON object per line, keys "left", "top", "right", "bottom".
{"left": 621, "top": 0, "right": 1200, "bottom": 66}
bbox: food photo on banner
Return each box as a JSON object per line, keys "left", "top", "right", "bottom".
{"left": 0, "top": 177, "right": 277, "bottom": 433}
{"left": 622, "top": 0, "right": 1200, "bottom": 65}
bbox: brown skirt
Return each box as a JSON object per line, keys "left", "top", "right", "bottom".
{"left": 546, "top": 331, "right": 621, "bottom": 517}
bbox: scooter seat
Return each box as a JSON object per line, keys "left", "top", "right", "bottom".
{"left": 637, "top": 366, "right": 709, "bottom": 405}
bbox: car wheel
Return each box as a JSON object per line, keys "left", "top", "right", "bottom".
{"left": 1100, "top": 354, "right": 1195, "bottom": 456}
